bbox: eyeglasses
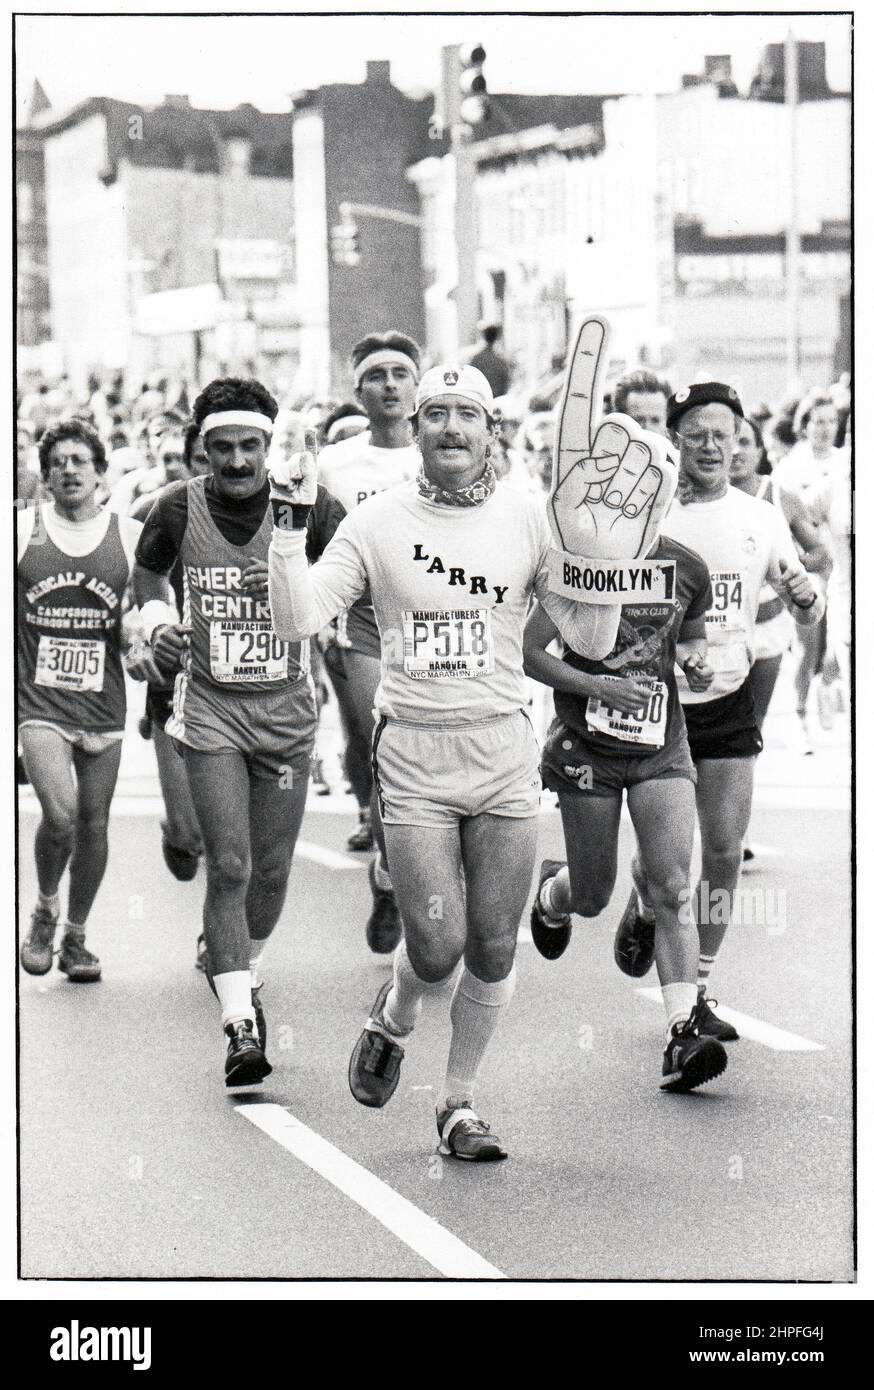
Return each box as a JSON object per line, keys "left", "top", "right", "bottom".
{"left": 676, "top": 429, "right": 734, "bottom": 448}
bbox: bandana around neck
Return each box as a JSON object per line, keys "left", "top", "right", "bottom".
{"left": 416, "top": 461, "right": 498, "bottom": 507}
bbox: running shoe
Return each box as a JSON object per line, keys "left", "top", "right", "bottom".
{"left": 195, "top": 933, "right": 209, "bottom": 974}
{"left": 695, "top": 996, "right": 739, "bottom": 1042}
{"left": 57, "top": 931, "right": 102, "bottom": 983}
{"left": 795, "top": 714, "right": 814, "bottom": 757}
{"left": 311, "top": 756, "right": 331, "bottom": 797}
{"left": 347, "top": 809, "right": 375, "bottom": 852}
{"left": 138, "top": 715, "right": 153, "bottom": 741}
{"left": 224, "top": 1020, "right": 272, "bottom": 1088}
{"left": 161, "top": 823, "right": 201, "bottom": 882}
{"left": 436, "top": 1102, "right": 508, "bottom": 1161}
{"left": 661, "top": 1001, "right": 728, "bottom": 1093}
{"left": 348, "top": 980, "right": 405, "bottom": 1107}
{"left": 365, "top": 859, "right": 403, "bottom": 954}
{"left": 20, "top": 904, "right": 58, "bottom": 975}
{"left": 613, "top": 886, "right": 656, "bottom": 977}
{"left": 529, "top": 858, "right": 572, "bottom": 960}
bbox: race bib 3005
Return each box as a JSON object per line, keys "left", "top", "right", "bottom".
{"left": 35, "top": 635, "right": 105, "bottom": 693}
{"left": 209, "top": 621, "right": 288, "bottom": 683}
{"left": 585, "top": 677, "right": 668, "bottom": 747}
{"left": 549, "top": 552, "right": 677, "bottom": 606}
{"left": 402, "top": 608, "right": 493, "bottom": 680}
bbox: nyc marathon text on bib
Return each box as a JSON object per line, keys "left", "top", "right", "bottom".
{"left": 209, "top": 620, "right": 288, "bottom": 683}
{"left": 549, "top": 553, "right": 677, "bottom": 606}
{"left": 585, "top": 676, "right": 668, "bottom": 747}
{"left": 402, "top": 608, "right": 493, "bottom": 680}
{"left": 35, "top": 635, "right": 105, "bottom": 693}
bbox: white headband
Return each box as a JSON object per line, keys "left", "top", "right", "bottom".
{"left": 200, "top": 410, "right": 274, "bottom": 436}
{"left": 326, "top": 414, "right": 369, "bottom": 444}
{"left": 353, "top": 350, "right": 418, "bottom": 389}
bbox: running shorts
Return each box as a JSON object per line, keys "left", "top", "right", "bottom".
{"left": 541, "top": 718, "right": 696, "bottom": 798}
{"left": 168, "top": 673, "right": 316, "bottom": 781}
{"left": 18, "top": 720, "right": 124, "bottom": 757}
{"left": 683, "top": 674, "right": 763, "bottom": 762}
{"left": 371, "top": 709, "right": 541, "bottom": 827}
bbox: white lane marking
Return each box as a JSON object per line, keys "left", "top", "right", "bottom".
{"left": 294, "top": 841, "right": 365, "bottom": 871}
{"left": 238, "top": 1104, "right": 505, "bottom": 1280}
{"left": 636, "top": 987, "right": 824, "bottom": 1051}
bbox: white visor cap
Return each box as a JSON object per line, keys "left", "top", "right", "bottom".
{"left": 414, "top": 364, "right": 494, "bottom": 417}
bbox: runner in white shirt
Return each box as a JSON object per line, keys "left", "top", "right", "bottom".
{"left": 267, "top": 362, "right": 656, "bottom": 1160}
{"left": 652, "top": 383, "right": 824, "bottom": 1039}
{"left": 317, "top": 333, "right": 422, "bottom": 953}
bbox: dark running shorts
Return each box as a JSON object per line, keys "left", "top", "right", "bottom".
{"left": 541, "top": 718, "right": 696, "bottom": 798}
{"left": 682, "top": 674, "right": 763, "bottom": 762}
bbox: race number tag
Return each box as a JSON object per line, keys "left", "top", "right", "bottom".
{"left": 704, "top": 571, "right": 747, "bottom": 675}
{"left": 209, "top": 621, "right": 288, "bottom": 683}
{"left": 585, "top": 677, "right": 668, "bottom": 747}
{"left": 35, "top": 635, "right": 105, "bottom": 693}
{"left": 402, "top": 608, "right": 493, "bottom": 680}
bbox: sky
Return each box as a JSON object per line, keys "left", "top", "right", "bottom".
{"left": 15, "top": 9, "right": 851, "bottom": 117}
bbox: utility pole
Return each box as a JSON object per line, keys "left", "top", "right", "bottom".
{"left": 785, "top": 27, "right": 802, "bottom": 392}
{"left": 440, "top": 44, "right": 486, "bottom": 353}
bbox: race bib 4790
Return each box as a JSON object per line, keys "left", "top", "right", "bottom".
{"left": 585, "top": 677, "right": 668, "bottom": 747}
{"left": 402, "top": 608, "right": 493, "bottom": 679}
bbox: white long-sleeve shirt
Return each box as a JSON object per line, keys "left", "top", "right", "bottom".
{"left": 269, "top": 480, "right": 620, "bottom": 724}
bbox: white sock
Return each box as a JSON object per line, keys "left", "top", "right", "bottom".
{"left": 373, "top": 857, "right": 392, "bottom": 892}
{"left": 214, "top": 970, "right": 256, "bottom": 1030}
{"left": 37, "top": 891, "right": 60, "bottom": 917}
{"left": 443, "top": 965, "right": 517, "bottom": 1106}
{"left": 661, "top": 981, "right": 699, "bottom": 1040}
{"left": 383, "top": 940, "right": 454, "bottom": 1036}
{"left": 249, "top": 944, "right": 265, "bottom": 988}
{"left": 697, "top": 953, "right": 717, "bottom": 994}
{"left": 539, "top": 870, "right": 568, "bottom": 921}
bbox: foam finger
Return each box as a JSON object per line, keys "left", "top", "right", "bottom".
{"left": 553, "top": 316, "right": 608, "bottom": 486}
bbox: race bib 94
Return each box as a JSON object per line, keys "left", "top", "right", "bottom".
{"left": 209, "top": 621, "right": 288, "bottom": 683}
{"left": 35, "top": 636, "right": 105, "bottom": 693}
{"left": 402, "top": 608, "right": 493, "bottom": 679}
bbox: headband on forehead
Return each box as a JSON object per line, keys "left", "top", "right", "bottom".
{"left": 353, "top": 349, "right": 419, "bottom": 389}
{"left": 200, "top": 410, "right": 274, "bottom": 436}
{"left": 326, "top": 414, "right": 369, "bottom": 444}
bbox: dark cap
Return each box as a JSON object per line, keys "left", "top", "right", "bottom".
{"left": 666, "top": 381, "right": 744, "bottom": 431}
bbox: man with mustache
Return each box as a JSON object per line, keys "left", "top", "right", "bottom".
{"left": 317, "top": 333, "right": 421, "bottom": 953}
{"left": 18, "top": 420, "right": 144, "bottom": 984}
{"left": 133, "top": 378, "right": 344, "bottom": 1088}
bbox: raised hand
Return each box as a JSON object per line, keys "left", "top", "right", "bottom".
{"left": 268, "top": 427, "right": 319, "bottom": 508}
{"left": 549, "top": 317, "right": 678, "bottom": 561}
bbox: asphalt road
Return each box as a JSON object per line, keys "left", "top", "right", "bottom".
{"left": 17, "top": 674, "right": 853, "bottom": 1283}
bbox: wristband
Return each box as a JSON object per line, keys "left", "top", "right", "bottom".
{"left": 271, "top": 498, "right": 312, "bottom": 530}
{"left": 139, "top": 599, "right": 178, "bottom": 643}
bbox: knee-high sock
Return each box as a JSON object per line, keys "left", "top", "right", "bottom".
{"left": 383, "top": 940, "right": 456, "bottom": 1036}
{"left": 443, "top": 965, "right": 517, "bottom": 1107}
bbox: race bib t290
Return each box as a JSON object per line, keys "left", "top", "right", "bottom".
{"left": 209, "top": 620, "right": 288, "bottom": 683}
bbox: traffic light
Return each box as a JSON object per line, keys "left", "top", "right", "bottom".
{"left": 458, "top": 42, "right": 488, "bottom": 125}
{"left": 329, "top": 218, "right": 360, "bottom": 267}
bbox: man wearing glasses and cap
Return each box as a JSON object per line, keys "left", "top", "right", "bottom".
{"left": 616, "top": 382, "right": 824, "bottom": 1042}
{"left": 267, "top": 355, "right": 670, "bottom": 1160}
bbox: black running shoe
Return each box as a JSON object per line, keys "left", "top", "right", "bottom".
{"left": 347, "top": 810, "right": 374, "bottom": 852}
{"left": 530, "top": 859, "right": 572, "bottom": 960}
{"left": 348, "top": 980, "right": 404, "bottom": 1107}
{"left": 161, "top": 824, "right": 201, "bottom": 882}
{"left": 613, "top": 887, "right": 656, "bottom": 978}
{"left": 224, "top": 1020, "right": 272, "bottom": 1088}
{"left": 57, "top": 932, "right": 102, "bottom": 983}
{"left": 365, "top": 859, "right": 402, "bottom": 954}
{"left": 695, "top": 996, "right": 740, "bottom": 1042}
{"left": 661, "top": 1002, "right": 727, "bottom": 1093}
{"left": 138, "top": 715, "right": 153, "bottom": 741}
